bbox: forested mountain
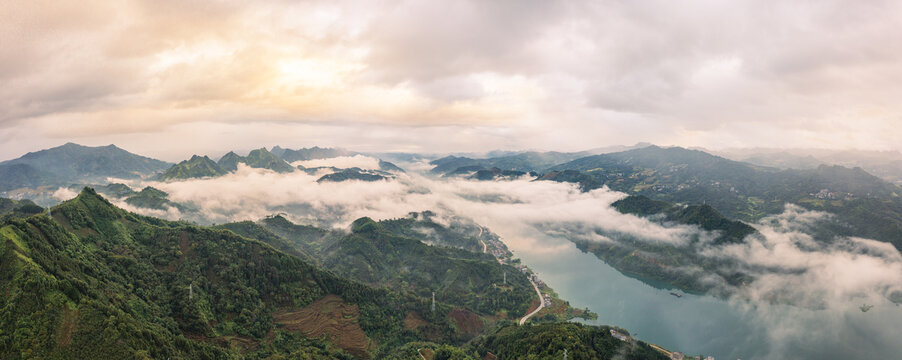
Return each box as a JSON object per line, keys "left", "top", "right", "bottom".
{"left": 564, "top": 195, "right": 760, "bottom": 294}
{"left": 316, "top": 168, "right": 389, "bottom": 183}
{"left": 0, "top": 189, "right": 662, "bottom": 359}
{"left": 224, "top": 215, "right": 536, "bottom": 318}
{"left": 124, "top": 187, "right": 187, "bottom": 212}
{"left": 215, "top": 148, "right": 295, "bottom": 173}
{"left": 469, "top": 323, "right": 668, "bottom": 360}
{"left": 0, "top": 197, "right": 44, "bottom": 221}
{"left": 544, "top": 145, "right": 902, "bottom": 250}
{"left": 717, "top": 147, "right": 902, "bottom": 184}
{"left": 0, "top": 143, "right": 171, "bottom": 191}
{"left": 612, "top": 195, "right": 756, "bottom": 245}
{"left": 159, "top": 155, "right": 228, "bottom": 181}
{"left": 242, "top": 148, "right": 295, "bottom": 173}
{"left": 379, "top": 211, "right": 488, "bottom": 253}
{"left": 217, "top": 151, "right": 244, "bottom": 172}
{"left": 429, "top": 151, "right": 587, "bottom": 176}
{"left": 164, "top": 149, "right": 295, "bottom": 181}
{"left": 0, "top": 189, "right": 476, "bottom": 358}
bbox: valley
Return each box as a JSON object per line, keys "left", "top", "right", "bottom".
{"left": 3, "top": 142, "right": 902, "bottom": 359}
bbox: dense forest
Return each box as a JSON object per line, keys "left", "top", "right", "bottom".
{"left": 221, "top": 213, "right": 536, "bottom": 319}
{"left": 0, "top": 189, "right": 665, "bottom": 359}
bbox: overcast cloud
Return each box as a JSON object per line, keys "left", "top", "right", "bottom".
{"left": 3, "top": 0, "right": 902, "bottom": 161}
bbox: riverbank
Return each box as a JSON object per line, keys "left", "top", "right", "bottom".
{"left": 482, "top": 233, "right": 597, "bottom": 323}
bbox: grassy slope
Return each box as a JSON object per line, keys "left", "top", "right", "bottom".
{"left": 0, "top": 189, "right": 469, "bottom": 359}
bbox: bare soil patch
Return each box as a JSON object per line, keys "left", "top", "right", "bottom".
{"left": 273, "top": 294, "right": 374, "bottom": 358}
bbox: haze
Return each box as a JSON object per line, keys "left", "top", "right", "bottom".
{"left": 3, "top": 0, "right": 902, "bottom": 161}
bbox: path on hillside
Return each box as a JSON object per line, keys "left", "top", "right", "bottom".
{"left": 477, "top": 227, "right": 487, "bottom": 253}
{"left": 519, "top": 279, "right": 545, "bottom": 325}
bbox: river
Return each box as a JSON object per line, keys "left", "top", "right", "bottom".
{"left": 502, "top": 233, "right": 902, "bottom": 360}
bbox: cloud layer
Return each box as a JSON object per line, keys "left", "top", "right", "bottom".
{"left": 45, "top": 164, "right": 902, "bottom": 358}
{"left": 82, "top": 166, "right": 902, "bottom": 313}
{"left": 3, "top": 0, "right": 902, "bottom": 160}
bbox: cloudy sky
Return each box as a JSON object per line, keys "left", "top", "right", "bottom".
{"left": 2, "top": 0, "right": 901, "bottom": 161}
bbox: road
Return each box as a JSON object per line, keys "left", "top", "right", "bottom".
{"left": 476, "top": 227, "right": 487, "bottom": 253}
{"left": 519, "top": 279, "right": 545, "bottom": 325}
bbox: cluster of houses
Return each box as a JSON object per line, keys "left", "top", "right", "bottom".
{"left": 512, "top": 264, "right": 546, "bottom": 288}
{"left": 810, "top": 188, "right": 855, "bottom": 200}
{"left": 670, "top": 352, "right": 714, "bottom": 360}
{"left": 610, "top": 329, "right": 630, "bottom": 342}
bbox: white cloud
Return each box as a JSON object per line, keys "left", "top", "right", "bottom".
{"left": 293, "top": 155, "right": 381, "bottom": 170}
{"left": 51, "top": 187, "right": 79, "bottom": 201}
{"left": 3, "top": 0, "right": 902, "bottom": 160}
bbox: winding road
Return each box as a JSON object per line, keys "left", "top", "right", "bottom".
{"left": 518, "top": 279, "right": 545, "bottom": 325}
{"left": 477, "top": 227, "right": 544, "bottom": 326}
{"left": 476, "top": 227, "right": 487, "bottom": 254}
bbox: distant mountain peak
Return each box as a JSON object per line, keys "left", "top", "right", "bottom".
{"left": 0, "top": 143, "right": 171, "bottom": 191}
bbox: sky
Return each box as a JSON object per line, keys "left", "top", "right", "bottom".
{"left": 2, "top": 0, "right": 902, "bottom": 162}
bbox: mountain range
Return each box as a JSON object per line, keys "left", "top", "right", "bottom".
{"left": 0, "top": 143, "right": 171, "bottom": 192}
{"left": 0, "top": 189, "right": 662, "bottom": 359}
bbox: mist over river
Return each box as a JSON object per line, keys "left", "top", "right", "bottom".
{"left": 501, "top": 232, "right": 902, "bottom": 360}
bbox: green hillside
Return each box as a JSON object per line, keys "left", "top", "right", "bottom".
{"left": 469, "top": 323, "right": 668, "bottom": 360}
{"left": 217, "top": 151, "right": 244, "bottom": 172}
{"left": 546, "top": 146, "right": 902, "bottom": 250}
{"left": 379, "top": 211, "right": 486, "bottom": 253}
{"left": 0, "top": 198, "right": 44, "bottom": 221}
{"left": 0, "top": 189, "right": 474, "bottom": 359}
{"left": 159, "top": 155, "right": 228, "bottom": 181}
{"left": 231, "top": 215, "right": 536, "bottom": 319}
{"left": 216, "top": 148, "right": 295, "bottom": 173}
{"left": 612, "top": 195, "right": 756, "bottom": 245}
{"left": 317, "top": 169, "right": 388, "bottom": 183}
{"left": 430, "top": 151, "right": 585, "bottom": 176}
{"left": 124, "top": 187, "right": 186, "bottom": 211}
{"left": 243, "top": 148, "right": 295, "bottom": 173}
{"left": 0, "top": 143, "right": 171, "bottom": 191}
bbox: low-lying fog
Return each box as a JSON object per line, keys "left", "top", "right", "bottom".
{"left": 53, "top": 155, "right": 902, "bottom": 359}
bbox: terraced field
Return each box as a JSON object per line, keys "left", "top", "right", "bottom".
{"left": 273, "top": 295, "right": 374, "bottom": 358}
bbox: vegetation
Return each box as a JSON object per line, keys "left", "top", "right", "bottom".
{"left": 429, "top": 151, "right": 586, "bottom": 176}
{"left": 124, "top": 187, "right": 188, "bottom": 212}
{"left": 469, "top": 323, "right": 668, "bottom": 360}
{"left": 242, "top": 148, "right": 295, "bottom": 173}
{"left": 379, "top": 211, "right": 485, "bottom": 253}
{"left": 217, "top": 148, "right": 296, "bottom": 173}
{"left": 0, "top": 188, "right": 669, "bottom": 359}
{"left": 469, "top": 168, "right": 528, "bottom": 181}
{"left": 217, "top": 151, "right": 244, "bottom": 172}
{"left": 159, "top": 155, "right": 228, "bottom": 181}
{"left": 273, "top": 146, "right": 354, "bottom": 163}
{"left": 91, "top": 183, "right": 138, "bottom": 198}
{"left": 613, "top": 195, "right": 756, "bottom": 244}
{"left": 232, "top": 214, "right": 536, "bottom": 318}
{"left": 0, "top": 197, "right": 44, "bottom": 221}
{"left": 545, "top": 145, "right": 902, "bottom": 250}
{"left": 378, "top": 160, "right": 405, "bottom": 173}
{"left": 0, "top": 142, "right": 171, "bottom": 191}
{"left": 0, "top": 188, "right": 472, "bottom": 359}
{"left": 317, "top": 169, "right": 388, "bottom": 183}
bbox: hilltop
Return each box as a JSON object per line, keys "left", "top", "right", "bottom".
{"left": 159, "top": 155, "right": 228, "bottom": 180}
{"left": 0, "top": 143, "right": 171, "bottom": 191}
